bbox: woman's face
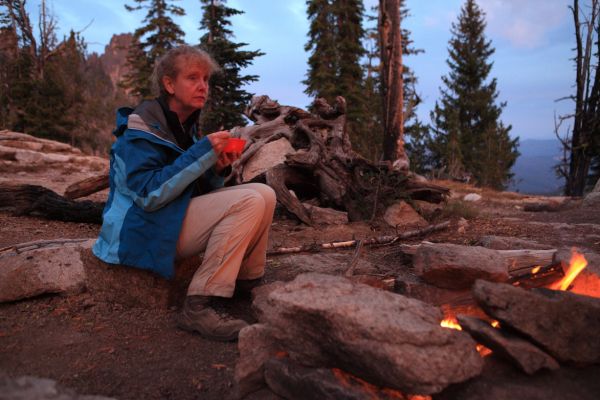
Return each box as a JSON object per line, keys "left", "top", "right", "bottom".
{"left": 163, "top": 57, "right": 210, "bottom": 119}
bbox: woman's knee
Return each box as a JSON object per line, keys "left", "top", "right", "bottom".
{"left": 236, "top": 189, "right": 266, "bottom": 215}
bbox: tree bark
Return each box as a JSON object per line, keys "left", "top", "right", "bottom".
{"left": 379, "top": 0, "right": 409, "bottom": 171}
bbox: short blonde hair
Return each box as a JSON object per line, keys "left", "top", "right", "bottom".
{"left": 152, "top": 45, "right": 220, "bottom": 97}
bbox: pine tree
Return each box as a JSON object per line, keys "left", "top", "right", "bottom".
{"left": 430, "top": 0, "right": 518, "bottom": 188}
{"left": 198, "top": 0, "right": 264, "bottom": 134}
{"left": 304, "top": 0, "right": 368, "bottom": 155}
{"left": 122, "top": 0, "right": 185, "bottom": 99}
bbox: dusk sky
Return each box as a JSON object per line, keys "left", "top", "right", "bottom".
{"left": 26, "top": 0, "right": 575, "bottom": 142}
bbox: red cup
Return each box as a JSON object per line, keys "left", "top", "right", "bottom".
{"left": 223, "top": 138, "right": 246, "bottom": 153}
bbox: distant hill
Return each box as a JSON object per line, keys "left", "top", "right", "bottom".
{"left": 509, "top": 139, "right": 564, "bottom": 195}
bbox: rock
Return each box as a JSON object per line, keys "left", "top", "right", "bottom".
{"left": 242, "top": 138, "right": 295, "bottom": 182}
{"left": 302, "top": 203, "right": 348, "bottom": 225}
{"left": 457, "top": 315, "right": 559, "bottom": 374}
{"left": 0, "top": 239, "right": 93, "bottom": 303}
{"left": 463, "top": 193, "right": 482, "bottom": 202}
{"left": 437, "top": 356, "right": 600, "bottom": 400}
{"left": 582, "top": 176, "right": 600, "bottom": 207}
{"left": 0, "top": 372, "right": 116, "bottom": 399}
{"left": 413, "top": 200, "right": 442, "bottom": 219}
{"left": 472, "top": 279, "right": 600, "bottom": 364}
{"left": 413, "top": 243, "right": 509, "bottom": 290}
{"left": 383, "top": 201, "right": 428, "bottom": 229}
{"left": 583, "top": 191, "right": 600, "bottom": 207}
{"left": 552, "top": 247, "right": 600, "bottom": 298}
{"left": 248, "top": 273, "right": 483, "bottom": 395}
{"left": 235, "top": 324, "right": 281, "bottom": 398}
{"left": 264, "top": 358, "right": 403, "bottom": 400}
{"left": 478, "top": 235, "right": 554, "bottom": 250}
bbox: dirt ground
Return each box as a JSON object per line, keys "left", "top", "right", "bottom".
{"left": 1, "top": 167, "right": 600, "bottom": 399}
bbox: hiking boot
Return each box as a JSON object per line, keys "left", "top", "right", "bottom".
{"left": 177, "top": 296, "right": 248, "bottom": 342}
{"left": 234, "top": 278, "right": 264, "bottom": 299}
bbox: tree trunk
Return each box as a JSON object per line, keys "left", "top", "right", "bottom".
{"left": 565, "top": 0, "right": 600, "bottom": 196}
{"left": 379, "top": 0, "right": 408, "bottom": 171}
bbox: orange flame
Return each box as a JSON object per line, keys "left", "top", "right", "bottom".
{"left": 550, "top": 250, "right": 588, "bottom": 291}
{"left": 440, "top": 317, "right": 462, "bottom": 331}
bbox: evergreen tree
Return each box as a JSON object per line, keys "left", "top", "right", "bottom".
{"left": 304, "top": 0, "right": 368, "bottom": 155}
{"left": 430, "top": 0, "right": 518, "bottom": 188}
{"left": 122, "top": 0, "right": 185, "bottom": 98}
{"left": 198, "top": 0, "right": 264, "bottom": 134}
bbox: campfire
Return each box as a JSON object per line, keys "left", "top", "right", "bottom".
{"left": 235, "top": 242, "right": 600, "bottom": 399}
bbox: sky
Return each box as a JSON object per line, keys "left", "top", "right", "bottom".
{"left": 25, "top": 0, "right": 576, "bottom": 142}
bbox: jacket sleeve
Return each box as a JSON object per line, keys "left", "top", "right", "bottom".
{"left": 112, "top": 134, "right": 218, "bottom": 212}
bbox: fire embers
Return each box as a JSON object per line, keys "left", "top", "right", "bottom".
{"left": 438, "top": 250, "right": 600, "bottom": 374}
{"left": 446, "top": 275, "right": 600, "bottom": 372}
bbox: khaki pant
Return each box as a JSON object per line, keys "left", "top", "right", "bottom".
{"left": 176, "top": 183, "right": 276, "bottom": 297}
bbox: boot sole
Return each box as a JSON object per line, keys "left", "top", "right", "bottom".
{"left": 176, "top": 319, "right": 240, "bottom": 342}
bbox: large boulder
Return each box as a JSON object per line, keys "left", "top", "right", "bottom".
{"left": 472, "top": 279, "right": 600, "bottom": 364}
{"left": 239, "top": 273, "right": 483, "bottom": 395}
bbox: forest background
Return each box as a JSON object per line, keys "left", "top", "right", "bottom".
{"left": 0, "top": 0, "right": 597, "bottom": 196}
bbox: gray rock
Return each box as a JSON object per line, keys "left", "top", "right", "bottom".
{"left": 0, "top": 240, "right": 93, "bottom": 303}
{"left": 235, "top": 324, "right": 280, "bottom": 398}
{"left": 582, "top": 191, "right": 600, "bottom": 207}
{"left": 0, "top": 373, "right": 115, "bottom": 399}
{"left": 457, "top": 315, "right": 559, "bottom": 375}
{"left": 264, "top": 358, "right": 401, "bottom": 400}
{"left": 436, "top": 356, "right": 600, "bottom": 400}
{"left": 478, "top": 235, "right": 554, "bottom": 250}
{"left": 472, "top": 279, "right": 600, "bottom": 364}
{"left": 413, "top": 243, "right": 508, "bottom": 290}
{"left": 250, "top": 273, "right": 483, "bottom": 395}
{"left": 383, "top": 201, "right": 428, "bottom": 229}
{"left": 302, "top": 203, "right": 348, "bottom": 225}
{"left": 463, "top": 193, "right": 482, "bottom": 202}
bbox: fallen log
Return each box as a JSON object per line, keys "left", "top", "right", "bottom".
{"left": 64, "top": 173, "right": 109, "bottom": 199}
{"left": 0, "top": 183, "right": 104, "bottom": 224}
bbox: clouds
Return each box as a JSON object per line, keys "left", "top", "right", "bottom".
{"left": 477, "top": 0, "right": 570, "bottom": 48}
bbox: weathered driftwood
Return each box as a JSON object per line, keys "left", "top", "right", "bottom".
{"left": 0, "top": 183, "right": 104, "bottom": 223}
{"left": 64, "top": 173, "right": 109, "bottom": 199}
{"left": 229, "top": 95, "right": 449, "bottom": 224}
{"left": 396, "top": 242, "right": 556, "bottom": 274}
{"left": 267, "top": 221, "right": 451, "bottom": 255}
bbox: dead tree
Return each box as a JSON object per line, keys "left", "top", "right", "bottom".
{"left": 228, "top": 95, "right": 448, "bottom": 225}
{"left": 379, "top": 0, "right": 409, "bottom": 171}
{"left": 558, "top": 0, "right": 600, "bottom": 196}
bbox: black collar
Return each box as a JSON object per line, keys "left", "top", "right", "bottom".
{"left": 156, "top": 96, "right": 201, "bottom": 150}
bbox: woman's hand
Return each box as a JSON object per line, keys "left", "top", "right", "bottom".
{"left": 215, "top": 150, "right": 241, "bottom": 173}
{"left": 206, "top": 130, "right": 230, "bottom": 154}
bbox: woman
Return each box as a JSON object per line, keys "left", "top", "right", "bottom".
{"left": 93, "top": 45, "right": 276, "bottom": 342}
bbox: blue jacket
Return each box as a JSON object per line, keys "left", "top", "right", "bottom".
{"left": 92, "top": 100, "right": 224, "bottom": 278}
